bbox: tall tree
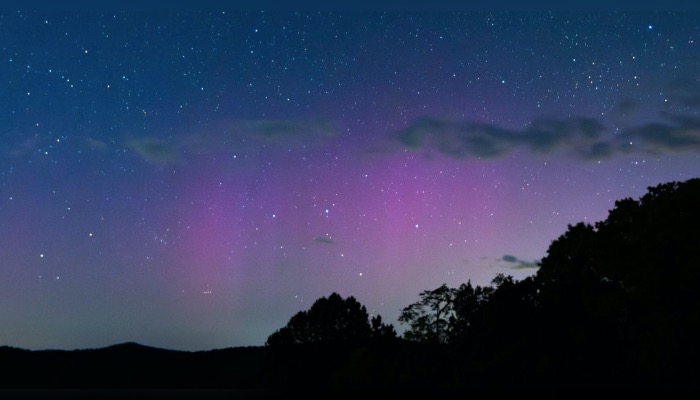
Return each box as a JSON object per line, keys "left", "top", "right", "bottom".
{"left": 449, "top": 280, "right": 493, "bottom": 344}
{"left": 399, "top": 284, "right": 456, "bottom": 344}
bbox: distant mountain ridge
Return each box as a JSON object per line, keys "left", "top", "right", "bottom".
{"left": 0, "top": 341, "right": 190, "bottom": 353}
{"left": 96, "top": 341, "right": 184, "bottom": 353}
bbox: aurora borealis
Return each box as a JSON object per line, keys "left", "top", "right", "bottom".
{"left": 1, "top": 9, "right": 699, "bottom": 351}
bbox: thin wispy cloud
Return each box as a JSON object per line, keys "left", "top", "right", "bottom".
{"left": 314, "top": 236, "right": 335, "bottom": 244}
{"left": 396, "top": 113, "right": 700, "bottom": 161}
{"left": 395, "top": 78, "right": 700, "bottom": 161}
{"left": 396, "top": 116, "right": 609, "bottom": 160}
{"left": 127, "top": 137, "right": 180, "bottom": 165}
{"left": 501, "top": 255, "right": 540, "bottom": 270}
{"left": 126, "top": 118, "right": 338, "bottom": 165}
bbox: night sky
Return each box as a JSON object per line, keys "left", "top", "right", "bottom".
{"left": 1, "top": 10, "right": 699, "bottom": 351}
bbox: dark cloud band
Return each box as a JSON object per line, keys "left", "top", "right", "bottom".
{"left": 396, "top": 112, "right": 700, "bottom": 161}
{"left": 501, "top": 255, "right": 540, "bottom": 270}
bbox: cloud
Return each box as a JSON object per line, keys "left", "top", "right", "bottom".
{"left": 239, "top": 119, "right": 337, "bottom": 142}
{"left": 86, "top": 137, "right": 109, "bottom": 150}
{"left": 667, "top": 77, "right": 700, "bottom": 108}
{"left": 127, "top": 137, "right": 180, "bottom": 165}
{"left": 612, "top": 98, "right": 639, "bottom": 115}
{"left": 314, "top": 236, "right": 335, "bottom": 244}
{"left": 501, "top": 255, "right": 539, "bottom": 270}
{"left": 126, "top": 118, "right": 338, "bottom": 165}
{"left": 202, "top": 118, "right": 338, "bottom": 151}
{"left": 8, "top": 136, "right": 39, "bottom": 157}
{"left": 396, "top": 112, "right": 700, "bottom": 161}
{"left": 501, "top": 255, "right": 518, "bottom": 263}
{"left": 394, "top": 73, "right": 700, "bottom": 161}
{"left": 620, "top": 115, "right": 700, "bottom": 154}
{"left": 396, "top": 116, "right": 607, "bottom": 160}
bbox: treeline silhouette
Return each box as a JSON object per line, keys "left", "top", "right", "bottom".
{"left": 3, "top": 178, "right": 700, "bottom": 394}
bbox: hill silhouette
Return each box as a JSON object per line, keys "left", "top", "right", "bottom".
{"left": 3, "top": 178, "right": 700, "bottom": 395}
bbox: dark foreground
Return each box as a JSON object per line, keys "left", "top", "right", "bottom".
{"left": 2, "top": 339, "right": 699, "bottom": 398}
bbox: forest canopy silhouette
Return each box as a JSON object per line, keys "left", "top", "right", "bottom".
{"left": 3, "top": 178, "right": 700, "bottom": 392}
{"left": 264, "top": 177, "right": 700, "bottom": 390}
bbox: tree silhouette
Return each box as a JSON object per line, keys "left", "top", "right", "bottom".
{"left": 259, "top": 178, "right": 700, "bottom": 390}
{"left": 266, "top": 292, "right": 395, "bottom": 346}
{"left": 448, "top": 280, "right": 492, "bottom": 344}
{"left": 526, "top": 178, "right": 700, "bottom": 387}
{"left": 399, "top": 284, "right": 456, "bottom": 343}
{"left": 370, "top": 314, "right": 397, "bottom": 340}
{"left": 448, "top": 178, "right": 700, "bottom": 388}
